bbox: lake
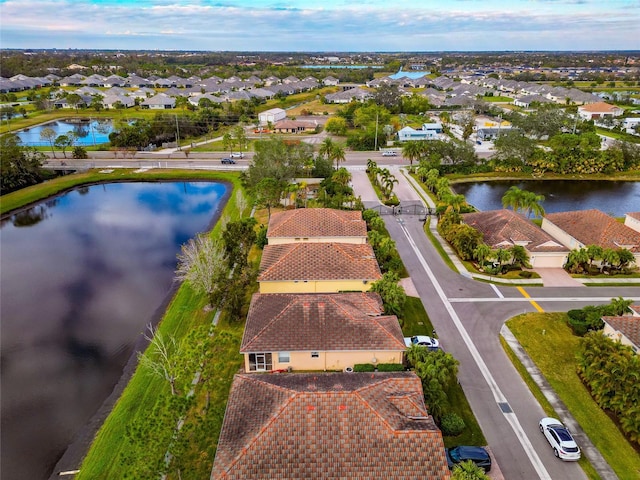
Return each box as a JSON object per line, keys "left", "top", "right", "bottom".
{"left": 0, "top": 181, "right": 228, "bottom": 480}
{"left": 15, "top": 118, "right": 118, "bottom": 146}
{"left": 452, "top": 180, "right": 640, "bottom": 217}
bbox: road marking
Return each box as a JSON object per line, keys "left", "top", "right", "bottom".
{"left": 396, "top": 221, "right": 552, "bottom": 480}
{"left": 449, "top": 296, "right": 640, "bottom": 303}
{"left": 517, "top": 287, "right": 545, "bottom": 312}
{"left": 490, "top": 283, "right": 504, "bottom": 298}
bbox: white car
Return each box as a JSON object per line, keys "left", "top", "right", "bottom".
{"left": 381, "top": 150, "right": 397, "bottom": 156}
{"left": 404, "top": 335, "right": 440, "bottom": 350}
{"left": 539, "top": 417, "right": 581, "bottom": 461}
{"left": 229, "top": 152, "right": 244, "bottom": 159}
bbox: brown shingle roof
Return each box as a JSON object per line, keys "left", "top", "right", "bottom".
{"left": 259, "top": 243, "right": 382, "bottom": 282}
{"left": 602, "top": 315, "right": 640, "bottom": 348}
{"left": 463, "top": 209, "right": 569, "bottom": 252}
{"left": 268, "top": 208, "right": 367, "bottom": 240}
{"left": 544, "top": 209, "right": 640, "bottom": 252}
{"left": 212, "top": 372, "right": 450, "bottom": 480}
{"left": 241, "top": 293, "right": 405, "bottom": 353}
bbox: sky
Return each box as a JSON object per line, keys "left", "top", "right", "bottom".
{"left": 1, "top": 0, "right": 639, "bottom": 52}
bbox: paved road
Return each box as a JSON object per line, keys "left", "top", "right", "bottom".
{"left": 352, "top": 170, "right": 639, "bottom": 480}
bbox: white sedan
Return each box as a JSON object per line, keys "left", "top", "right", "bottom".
{"left": 404, "top": 335, "right": 440, "bottom": 350}
{"left": 539, "top": 417, "right": 581, "bottom": 461}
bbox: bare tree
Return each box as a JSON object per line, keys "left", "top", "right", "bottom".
{"left": 138, "top": 325, "right": 181, "bottom": 396}
{"left": 175, "top": 235, "right": 228, "bottom": 309}
{"left": 40, "top": 127, "right": 57, "bottom": 158}
{"left": 235, "top": 189, "right": 248, "bottom": 217}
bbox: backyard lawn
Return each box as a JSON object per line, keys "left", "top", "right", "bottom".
{"left": 506, "top": 313, "right": 640, "bottom": 480}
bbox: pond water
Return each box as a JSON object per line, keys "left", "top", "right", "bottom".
{"left": 452, "top": 180, "right": 640, "bottom": 217}
{"left": 15, "top": 118, "right": 117, "bottom": 146}
{"left": 0, "top": 181, "right": 228, "bottom": 480}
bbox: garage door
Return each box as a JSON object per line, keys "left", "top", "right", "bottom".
{"left": 531, "top": 255, "right": 565, "bottom": 268}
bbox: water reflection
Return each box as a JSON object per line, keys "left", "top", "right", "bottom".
{"left": 452, "top": 180, "right": 640, "bottom": 217}
{"left": 0, "top": 181, "right": 228, "bottom": 480}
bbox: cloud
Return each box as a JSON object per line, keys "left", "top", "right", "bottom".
{"left": 0, "top": 0, "right": 637, "bottom": 50}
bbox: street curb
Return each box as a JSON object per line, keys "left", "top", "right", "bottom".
{"left": 499, "top": 325, "right": 619, "bottom": 480}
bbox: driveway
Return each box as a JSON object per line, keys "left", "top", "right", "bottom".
{"left": 535, "top": 268, "right": 584, "bottom": 287}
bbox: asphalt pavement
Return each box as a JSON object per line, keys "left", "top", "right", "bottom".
{"left": 350, "top": 169, "right": 639, "bottom": 480}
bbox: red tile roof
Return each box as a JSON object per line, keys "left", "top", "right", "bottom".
{"left": 544, "top": 209, "right": 640, "bottom": 252}
{"left": 463, "top": 209, "right": 569, "bottom": 252}
{"left": 259, "top": 243, "right": 381, "bottom": 282}
{"left": 241, "top": 293, "right": 405, "bottom": 353}
{"left": 268, "top": 208, "right": 367, "bottom": 240}
{"left": 578, "top": 101, "right": 619, "bottom": 113}
{"left": 212, "top": 372, "right": 450, "bottom": 480}
{"left": 602, "top": 315, "right": 640, "bottom": 349}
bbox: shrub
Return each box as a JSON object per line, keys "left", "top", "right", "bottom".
{"left": 72, "top": 146, "right": 88, "bottom": 159}
{"left": 518, "top": 271, "right": 533, "bottom": 278}
{"left": 440, "top": 412, "right": 466, "bottom": 436}
{"left": 376, "top": 363, "right": 404, "bottom": 372}
{"left": 353, "top": 363, "right": 376, "bottom": 372}
{"left": 255, "top": 224, "right": 268, "bottom": 249}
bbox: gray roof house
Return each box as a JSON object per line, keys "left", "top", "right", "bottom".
{"left": 140, "top": 94, "right": 175, "bottom": 109}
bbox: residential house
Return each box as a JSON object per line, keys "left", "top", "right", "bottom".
{"left": 602, "top": 305, "right": 640, "bottom": 354}
{"left": 240, "top": 293, "right": 405, "bottom": 372}
{"left": 258, "top": 243, "right": 381, "bottom": 293}
{"left": 267, "top": 208, "right": 368, "bottom": 245}
{"left": 258, "top": 107, "right": 286, "bottom": 125}
{"left": 323, "top": 75, "right": 339, "bottom": 86}
{"left": 140, "top": 94, "right": 175, "bottom": 109}
{"left": 542, "top": 209, "right": 640, "bottom": 263}
{"left": 324, "top": 87, "right": 372, "bottom": 104}
{"left": 463, "top": 210, "right": 569, "bottom": 268}
{"left": 272, "top": 119, "right": 318, "bottom": 134}
{"left": 211, "top": 372, "right": 450, "bottom": 480}
{"left": 624, "top": 212, "right": 640, "bottom": 233}
{"left": 397, "top": 122, "right": 442, "bottom": 142}
{"left": 513, "top": 94, "right": 552, "bottom": 108}
{"left": 101, "top": 94, "right": 134, "bottom": 109}
{"left": 578, "top": 101, "right": 624, "bottom": 120}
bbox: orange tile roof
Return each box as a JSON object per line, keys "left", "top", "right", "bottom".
{"left": 212, "top": 372, "right": 450, "bottom": 480}
{"left": 463, "top": 209, "right": 569, "bottom": 252}
{"left": 578, "top": 101, "right": 619, "bottom": 113}
{"left": 602, "top": 315, "right": 640, "bottom": 349}
{"left": 268, "top": 208, "right": 367, "bottom": 239}
{"left": 241, "top": 293, "right": 405, "bottom": 353}
{"left": 544, "top": 209, "right": 640, "bottom": 252}
{"left": 259, "top": 243, "right": 382, "bottom": 282}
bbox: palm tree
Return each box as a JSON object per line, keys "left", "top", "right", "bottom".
{"left": 446, "top": 194, "right": 467, "bottom": 213}
{"left": 332, "top": 143, "right": 346, "bottom": 170}
{"left": 402, "top": 140, "right": 423, "bottom": 166}
{"left": 601, "top": 248, "right": 620, "bottom": 272}
{"left": 331, "top": 167, "right": 351, "bottom": 187}
{"left": 586, "top": 244, "right": 603, "bottom": 269}
{"left": 501, "top": 186, "right": 525, "bottom": 212}
{"left": 565, "top": 248, "right": 589, "bottom": 273}
{"left": 508, "top": 245, "right": 531, "bottom": 268}
{"left": 318, "top": 137, "right": 335, "bottom": 161}
{"left": 383, "top": 174, "right": 398, "bottom": 199}
{"left": 521, "top": 190, "right": 546, "bottom": 218}
{"left": 425, "top": 168, "right": 440, "bottom": 192}
{"left": 493, "top": 248, "right": 511, "bottom": 272}
{"left": 473, "top": 243, "right": 492, "bottom": 269}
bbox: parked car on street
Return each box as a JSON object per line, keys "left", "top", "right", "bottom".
{"left": 445, "top": 446, "right": 492, "bottom": 472}
{"left": 229, "top": 152, "right": 244, "bottom": 158}
{"left": 539, "top": 417, "right": 581, "bottom": 461}
{"left": 221, "top": 158, "right": 236, "bottom": 164}
{"left": 404, "top": 335, "right": 439, "bottom": 350}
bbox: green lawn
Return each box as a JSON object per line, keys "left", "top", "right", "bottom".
{"left": 506, "top": 313, "right": 640, "bottom": 480}
{"left": 401, "top": 297, "right": 486, "bottom": 448}
{"left": 482, "top": 95, "right": 513, "bottom": 102}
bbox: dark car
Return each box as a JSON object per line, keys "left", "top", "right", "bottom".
{"left": 445, "top": 446, "right": 492, "bottom": 472}
{"left": 221, "top": 158, "right": 236, "bottom": 164}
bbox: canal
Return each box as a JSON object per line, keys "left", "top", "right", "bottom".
{"left": 0, "top": 181, "right": 228, "bottom": 480}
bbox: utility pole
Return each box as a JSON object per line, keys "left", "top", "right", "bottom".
{"left": 374, "top": 111, "right": 379, "bottom": 152}
{"left": 175, "top": 114, "right": 181, "bottom": 151}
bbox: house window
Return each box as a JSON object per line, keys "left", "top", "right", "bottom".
{"left": 311, "top": 352, "right": 319, "bottom": 358}
{"left": 278, "top": 352, "right": 290, "bottom": 363}
{"left": 248, "top": 353, "right": 273, "bottom": 371}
